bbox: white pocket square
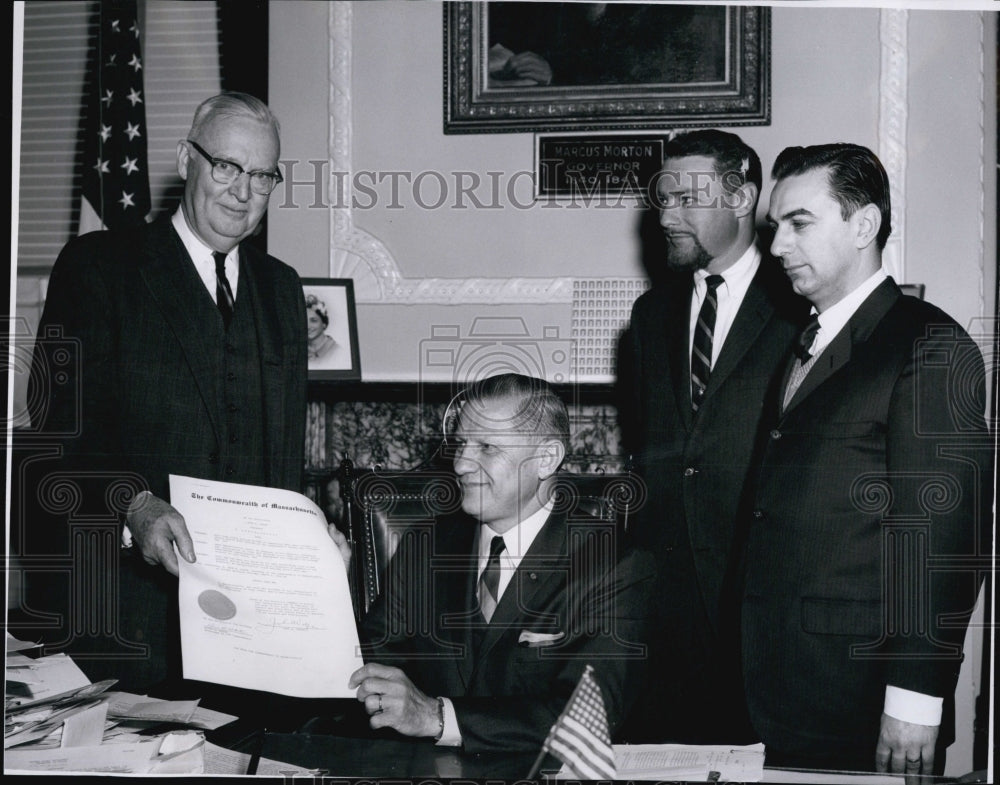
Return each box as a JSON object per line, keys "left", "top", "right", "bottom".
{"left": 518, "top": 630, "right": 565, "bottom": 647}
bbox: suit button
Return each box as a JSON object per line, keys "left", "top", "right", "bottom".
{"left": 227, "top": 372, "right": 236, "bottom": 381}
{"left": 225, "top": 465, "right": 235, "bottom": 476}
{"left": 208, "top": 453, "right": 219, "bottom": 464}
{"left": 770, "top": 429, "right": 781, "bottom": 440}
{"left": 683, "top": 467, "right": 697, "bottom": 477}
{"left": 225, "top": 344, "right": 235, "bottom": 354}
{"left": 752, "top": 509, "right": 764, "bottom": 520}
{"left": 229, "top": 434, "right": 239, "bottom": 444}
{"left": 227, "top": 403, "right": 238, "bottom": 413}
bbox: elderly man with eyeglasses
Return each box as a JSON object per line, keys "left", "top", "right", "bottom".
{"left": 17, "top": 92, "right": 306, "bottom": 695}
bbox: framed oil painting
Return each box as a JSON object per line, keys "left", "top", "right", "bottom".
{"left": 444, "top": 1, "right": 770, "bottom": 133}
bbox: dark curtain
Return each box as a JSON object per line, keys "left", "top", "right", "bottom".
{"left": 217, "top": 0, "right": 268, "bottom": 100}
{"left": 216, "top": 0, "right": 270, "bottom": 253}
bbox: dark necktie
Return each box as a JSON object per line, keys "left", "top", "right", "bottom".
{"left": 783, "top": 317, "right": 822, "bottom": 410}
{"left": 478, "top": 535, "right": 505, "bottom": 624}
{"left": 794, "top": 317, "right": 821, "bottom": 362}
{"left": 691, "top": 274, "right": 725, "bottom": 411}
{"left": 213, "top": 251, "right": 235, "bottom": 329}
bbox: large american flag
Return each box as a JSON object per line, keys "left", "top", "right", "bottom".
{"left": 79, "top": 0, "right": 151, "bottom": 233}
{"left": 543, "top": 664, "right": 617, "bottom": 780}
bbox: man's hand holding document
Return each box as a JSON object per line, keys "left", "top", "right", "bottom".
{"left": 170, "top": 475, "right": 362, "bottom": 697}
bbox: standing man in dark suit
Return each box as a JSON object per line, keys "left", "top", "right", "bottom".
{"left": 18, "top": 92, "right": 306, "bottom": 692}
{"left": 746, "top": 143, "right": 989, "bottom": 773}
{"left": 345, "top": 373, "right": 655, "bottom": 752}
{"left": 622, "top": 130, "right": 804, "bottom": 743}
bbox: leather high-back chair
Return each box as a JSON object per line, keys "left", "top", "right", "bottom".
{"left": 337, "top": 457, "right": 641, "bottom": 623}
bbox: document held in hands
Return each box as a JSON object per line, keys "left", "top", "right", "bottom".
{"left": 170, "top": 475, "right": 362, "bottom": 697}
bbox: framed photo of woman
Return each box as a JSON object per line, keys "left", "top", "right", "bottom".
{"left": 301, "top": 278, "right": 361, "bottom": 380}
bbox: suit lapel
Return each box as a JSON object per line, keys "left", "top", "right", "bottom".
{"left": 138, "top": 220, "right": 224, "bottom": 443}
{"left": 782, "top": 279, "right": 901, "bottom": 415}
{"left": 703, "top": 268, "right": 773, "bottom": 399}
{"left": 433, "top": 518, "right": 479, "bottom": 689}
{"left": 782, "top": 326, "right": 852, "bottom": 413}
{"left": 238, "top": 249, "right": 289, "bottom": 486}
{"left": 471, "top": 511, "right": 567, "bottom": 675}
{"left": 667, "top": 279, "right": 695, "bottom": 430}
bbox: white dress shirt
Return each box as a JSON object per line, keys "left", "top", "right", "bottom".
{"left": 172, "top": 207, "right": 238, "bottom": 301}
{"left": 803, "top": 266, "right": 888, "bottom": 360}
{"left": 689, "top": 244, "right": 760, "bottom": 369}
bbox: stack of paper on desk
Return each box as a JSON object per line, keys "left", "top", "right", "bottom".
{"left": 4, "top": 635, "right": 311, "bottom": 774}
{"left": 170, "top": 474, "right": 363, "bottom": 697}
{"left": 4, "top": 644, "right": 195, "bottom": 772}
{"left": 567, "top": 742, "right": 768, "bottom": 782}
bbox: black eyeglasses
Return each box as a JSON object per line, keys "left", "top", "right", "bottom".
{"left": 186, "top": 139, "right": 283, "bottom": 195}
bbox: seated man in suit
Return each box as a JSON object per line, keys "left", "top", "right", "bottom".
{"left": 340, "top": 373, "right": 655, "bottom": 753}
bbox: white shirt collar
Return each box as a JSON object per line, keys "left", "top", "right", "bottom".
{"left": 689, "top": 243, "right": 761, "bottom": 367}
{"left": 480, "top": 500, "right": 553, "bottom": 563}
{"left": 478, "top": 500, "right": 553, "bottom": 601}
{"left": 173, "top": 207, "right": 217, "bottom": 264}
{"left": 693, "top": 242, "right": 760, "bottom": 295}
{"left": 810, "top": 267, "right": 888, "bottom": 357}
{"left": 172, "top": 207, "right": 238, "bottom": 298}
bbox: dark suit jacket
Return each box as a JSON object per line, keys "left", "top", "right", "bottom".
{"left": 742, "top": 278, "right": 989, "bottom": 762}
{"left": 359, "top": 507, "right": 655, "bottom": 753}
{"left": 16, "top": 215, "right": 307, "bottom": 690}
{"left": 621, "top": 255, "right": 804, "bottom": 740}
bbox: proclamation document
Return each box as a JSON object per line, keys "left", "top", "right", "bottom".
{"left": 171, "top": 475, "right": 362, "bottom": 697}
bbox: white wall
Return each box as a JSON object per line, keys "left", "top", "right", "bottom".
{"left": 269, "top": 2, "right": 995, "bottom": 386}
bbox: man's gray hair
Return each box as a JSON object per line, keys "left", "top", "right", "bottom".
{"left": 445, "top": 373, "right": 570, "bottom": 453}
{"left": 188, "top": 91, "right": 280, "bottom": 140}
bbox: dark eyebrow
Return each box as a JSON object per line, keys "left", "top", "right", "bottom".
{"left": 657, "top": 187, "right": 693, "bottom": 201}
{"left": 765, "top": 207, "right": 815, "bottom": 224}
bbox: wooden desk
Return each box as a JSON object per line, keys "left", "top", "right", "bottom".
{"left": 240, "top": 732, "right": 544, "bottom": 779}
{"left": 218, "top": 728, "right": 967, "bottom": 782}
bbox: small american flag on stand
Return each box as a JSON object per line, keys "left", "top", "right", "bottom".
{"left": 79, "top": 0, "right": 151, "bottom": 234}
{"left": 531, "top": 664, "right": 617, "bottom": 780}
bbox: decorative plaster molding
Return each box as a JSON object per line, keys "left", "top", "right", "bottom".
{"left": 878, "top": 9, "right": 907, "bottom": 283}
{"left": 974, "top": 11, "right": 988, "bottom": 319}
{"left": 327, "top": 1, "right": 584, "bottom": 305}
{"left": 328, "top": 2, "right": 399, "bottom": 302}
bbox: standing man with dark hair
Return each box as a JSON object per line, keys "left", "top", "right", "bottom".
{"left": 622, "top": 129, "right": 805, "bottom": 743}
{"left": 18, "top": 92, "right": 306, "bottom": 692}
{"left": 345, "top": 373, "right": 655, "bottom": 753}
{"left": 747, "top": 143, "right": 989, "bottom": 773}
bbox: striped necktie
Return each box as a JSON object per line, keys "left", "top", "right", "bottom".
{"left": 691, "top": 274, "right": 724, "bottom": 411}
{"left": 213, "top": 251, "right": 235, "bottom": 329}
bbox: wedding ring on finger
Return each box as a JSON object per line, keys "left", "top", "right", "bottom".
{"left": 377, "top": 694, "right": 383, "bottom": 714}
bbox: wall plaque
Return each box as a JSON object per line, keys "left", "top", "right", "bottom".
{"left": 536, "top": 135, "right": 665, "bottom": 201}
